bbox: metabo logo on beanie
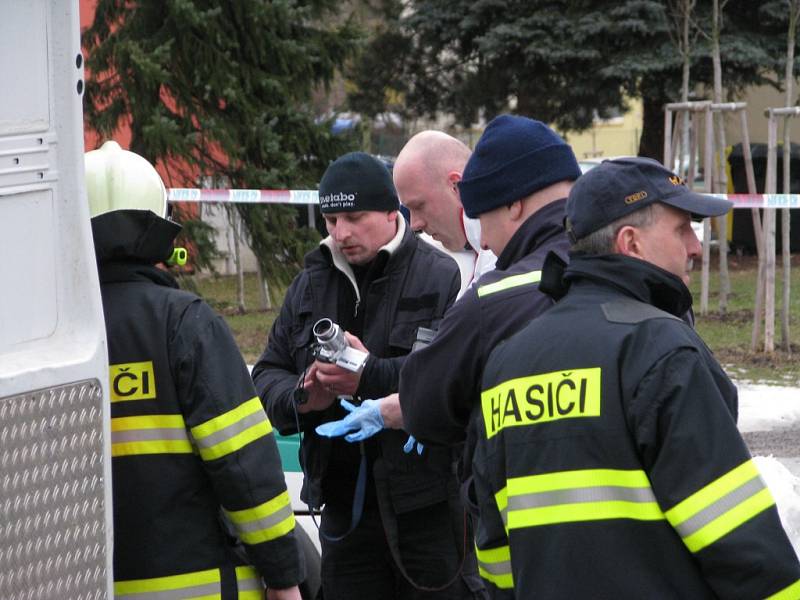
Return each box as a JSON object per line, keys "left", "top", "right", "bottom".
{"left": 318, "top": 152, "right": 399, "bottom": 214}
{"left": 319, "top": 191, "right": 357, "bottom": 211}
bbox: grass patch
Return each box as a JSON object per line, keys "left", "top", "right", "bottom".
{"left": 192, "top": 253, "right": 800, "bottom": 385}
{"left": 689, "top": 253, "right": 800, "bottom": 386}
{"left": 184, "top": 272, "right": 284, "bottom": 364}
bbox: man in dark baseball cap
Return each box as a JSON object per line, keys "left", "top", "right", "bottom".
{"left": 565, "top": 156, "right": 731, "bottom": 285}
{"left": 471, "top": 158, "right": 800, "bottom": 598}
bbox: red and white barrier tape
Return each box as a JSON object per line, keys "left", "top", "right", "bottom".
{"left": 168, "top": 188, "right": 318, "bottom": 205}
{"left": 167, "top": 188, "right": 800, "bottom": 209}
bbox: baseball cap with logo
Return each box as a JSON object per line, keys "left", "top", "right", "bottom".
{"left": 565, "top": 156, "right": 732, "bottom": 242}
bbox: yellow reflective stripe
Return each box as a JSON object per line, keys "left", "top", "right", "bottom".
{"left": 225, "top": 490, "right": 296, "bottom": 544}
{"left": 509, "top": 468, "right": 652, "bottom": 494}
{"left": 665, "top": 460, "right": 760, "bottom": 524}
{"left": 665, "top": 460, "right": 775, "bottom": 553}
{"left": 475, "top": 544, "right": 514, "bottom": 589}
{"left": 236, "top": 565, "right": 263, "bottom": 599}
{"left": 509, "top": 500, "right": 664, "bottom": 529}
{"left": 191, "top": 397, "right": 273, "bottom": 461}
{"left": 495, "top": 486, "right": 509, "bottom": 530}
{"left": 506, "top": 469, "right": 664, "bottom": 529}
{"left": 112, "top": 440, "right": 193, "bottom": 457}
{"left": 110, "top": 414, "right": 193, "bottom": 457}
{"left": 681, "top": 488, "right": 774, "bottom": 553}
{"left": 114, "top": 567, "right": 220, "bottom": 597}
{"left": 112, "top": 414, "right": 186, "bottom": 430}
{"left": 477, "top": 270, "right": 542, "bottom": 297}
{"left": 766, "top": 579, "right": 800, "bottom": 600}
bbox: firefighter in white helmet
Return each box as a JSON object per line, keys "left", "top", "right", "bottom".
{"left": 86, "top": 140, "right": 305, "bottom": 600}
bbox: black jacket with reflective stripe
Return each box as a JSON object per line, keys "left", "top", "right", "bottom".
{"left": 252, "top": 222, "right": 461, "bottom": 511}
{"left": 399, "top": 199, "right": 570, "bottom": 450}
{"left": 473, "top": 253, "right": 800, "bottom": 598}
{"left": 95, "top": 210, "right": 303, "bottom": 592}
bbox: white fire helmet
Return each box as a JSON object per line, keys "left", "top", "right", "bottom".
{"left": 84, "top": 140, "right": 168, "bottom": 218}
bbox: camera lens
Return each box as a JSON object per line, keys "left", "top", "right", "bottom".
{"left": 313, "top": 318, "right": 336, "bottom": 342}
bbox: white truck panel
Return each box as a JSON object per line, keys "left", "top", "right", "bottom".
{"left": 0, "top": 1, "right": 113, "bottom": 598}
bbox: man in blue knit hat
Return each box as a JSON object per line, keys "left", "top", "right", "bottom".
{"left": 398, "top": 115, "right": 581, "bottom": 593}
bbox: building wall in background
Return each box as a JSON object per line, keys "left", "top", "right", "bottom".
{"left": 563, "top": 99, "right": 644, "bottom": 160}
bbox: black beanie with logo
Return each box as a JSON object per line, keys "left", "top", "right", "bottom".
{"left": 318, "top": 152, "right": 399, "bottom": 213}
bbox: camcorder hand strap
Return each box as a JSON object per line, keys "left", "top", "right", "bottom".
{"left": 291, "top": 342, "right": 368, "bottom": 542}
{"left": 317, "top": 442, "right": 368, "bottom": 543}
{"left": 373, "top": 457, "right": 468, "bottom": 592}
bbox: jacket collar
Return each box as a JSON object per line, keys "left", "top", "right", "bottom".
{"left": 563, "top": 253, "right": 693, "bottom": 317}
{"left": 98, "top": 261, "right": 180, "bottom": 289}
{"left": 91, "top": 209, "right": 181, "bottom": 265}
{"left": 461, "top": 209, "right": 482, "bottom": 254}
{"left": 315, "top": 215, "right": 408, "bottom": 299}
{"left": 495, "top": 198, "right": 567, "bottom": 270}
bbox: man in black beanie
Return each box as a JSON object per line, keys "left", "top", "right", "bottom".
{"left": 398, "top": 115, "right": 581, "bottom": 595}
{"left": 253, "top": 152, "right": 485, "bottom": 599}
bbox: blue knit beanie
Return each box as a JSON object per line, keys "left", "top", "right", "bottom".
{"left": 458, "top": 115, "right": 581, "bottom": 218}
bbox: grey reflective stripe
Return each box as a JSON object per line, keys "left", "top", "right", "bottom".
{"left": 673, "top": 474, "right": 765, "bottom": 539}
{"left": 477, "top": 270, "right": 542, "bottom": 297}
{"left": 508, "top": 484, "right": 658, "bottom": 511}
{"left": 193, "top": 411, "right": 265, "bottom": 450}
{"left": 238, "top": 576, "right": 262, "bottom": 591}
{"left": 499, "top": 505, "right": 508, "bottom": 528}
{"left": 116, "top": 581, "right": 220, "bottom": 600}
{"left": 111, "top": 428, "right": 189, "bottom": 443}
{"left": 478, "top": 558, "right": 512, "bottom": 576}
{"left": 236, "top": 503, "right": 294, "bottom": 535}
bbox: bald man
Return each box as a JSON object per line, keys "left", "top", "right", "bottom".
{"left": 394, "top": 131, "right": 496, "bottom": 292}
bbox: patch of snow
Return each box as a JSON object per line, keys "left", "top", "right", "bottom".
{"left": 736, "top": 383, "right": 800, "bottom": 433}
{"left": 737, "top": 383, "right": 800, "bottom": 557}
{"left": 754, "top": 456, "right": 800, "bottom": 557}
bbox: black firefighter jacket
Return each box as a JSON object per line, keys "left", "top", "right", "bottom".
{"left": 93, "top": 210, "right": 304, "bottom": 598}
{"left": 472, "top": 253, "right": 800, "bottom": 599}
{"left": 252, "top": 218, "right": 461, "bottom": 513}
{"left": 399, "top": 199, "right": 570, "bottom": 450}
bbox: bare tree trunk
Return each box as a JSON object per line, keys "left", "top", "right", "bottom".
{"left": 765, "top": 116, "right": 778, "bottom": 353}
{"left": 780, "top": 0, "right": 799, "bottom": 352}
{"left": 740, "top": 111, "right": 766, "bottom": 351}
{"left": 712, "top": 0, "right": 730, "bottom": 312}
{"left": 639, "top": 93, "right": 669, "bottom": 160}
{"left": 256, "top": 261, "right": 272, "bottom": 311}
{"left": 663, "top": 109, "right": 673, "bottom": 167}
{"left": 679, "top": 0, "right": 693, "bottom": 175}
{"left": 702, "top": 106, "right": 715, "bottom": 316}
{"left": 232, "top": 209, "right": 246, "bottom": 315}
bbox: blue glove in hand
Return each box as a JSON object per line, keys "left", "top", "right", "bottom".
{"left": 315, "top": 398, "right": 385, "bottom": 442}
{"left": 403, "top": 435, "right": 424, "bottom": 455}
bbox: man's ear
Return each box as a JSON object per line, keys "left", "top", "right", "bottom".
{"left": 615, "top": 225, "right": 643, "bottom": 258}
{"left": 446, "top": 170, "right": 461, "bottom": 191}
{"left": 387, "top": 210, "right": 399, "bottom": 223}
{"left": 508, "top": 199, "right": 524, "bottom": 222}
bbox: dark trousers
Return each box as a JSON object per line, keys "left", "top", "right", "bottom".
{"left": 320, "top": 501, "right": 485, "bottom": 600}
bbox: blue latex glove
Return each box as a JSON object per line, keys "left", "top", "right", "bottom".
{"left": 315, "top": 398, "right": 385, "bottom": 442}
{"left": 403, "top": 434, "right": 424, "bottom": 455}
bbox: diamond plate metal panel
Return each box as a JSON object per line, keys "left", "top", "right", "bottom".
{"left": 0, "top": 380, "right": 107, "bottom": 600}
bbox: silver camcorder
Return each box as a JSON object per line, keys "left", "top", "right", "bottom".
{"left": 312, "top": 318, "right": 368, "bottom": 373}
